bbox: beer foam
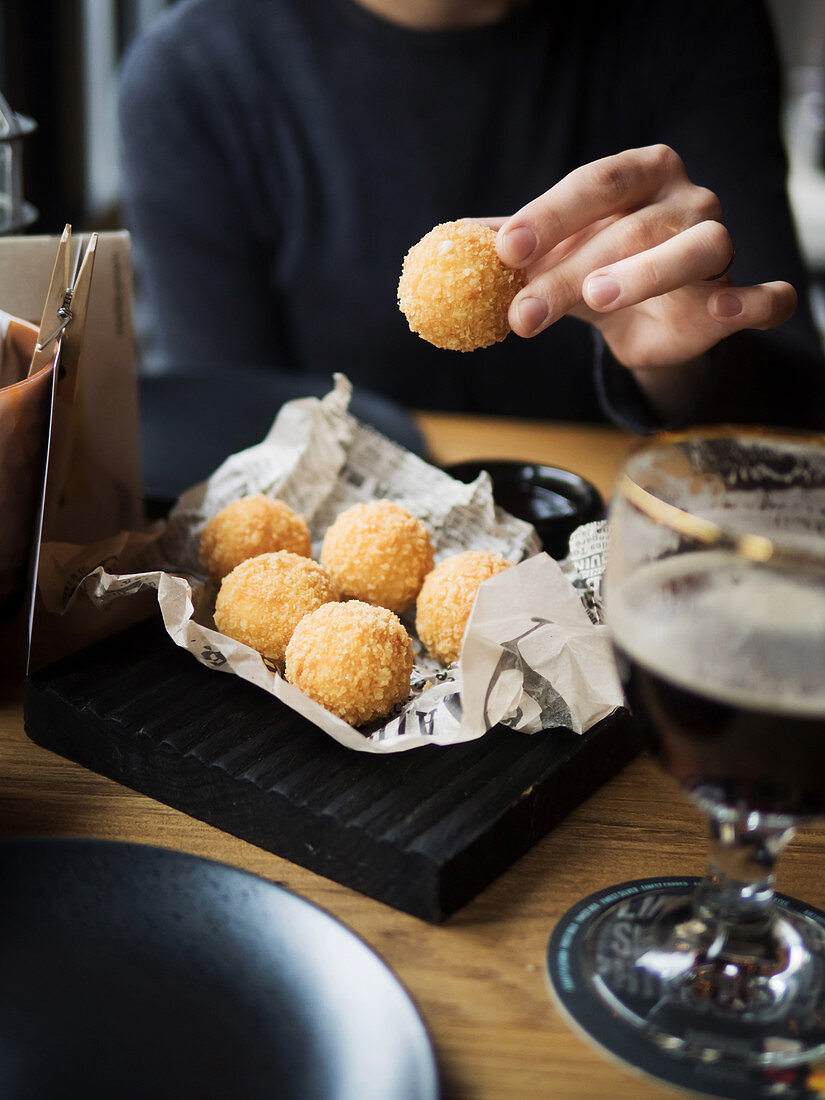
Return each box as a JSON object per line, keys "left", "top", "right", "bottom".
{"left": 607, "top": 551, "right": 825, "bottom": 716}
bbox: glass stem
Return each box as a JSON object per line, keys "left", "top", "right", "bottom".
{"left": 693, "top": 808, "right": 796, "bottom": 950}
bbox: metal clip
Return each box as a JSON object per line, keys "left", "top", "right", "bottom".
{"left": 35, "top": 290, "right": 74, "bottom": 351}
{"left": 27, "top": 225, "right": 96, "bottom": 379}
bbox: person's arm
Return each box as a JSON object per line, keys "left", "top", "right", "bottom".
{"left": 652, "top": 0, "right": 825, "bottom": 430}
{"left": 118, "top": 24, "right": 282, "bottom": 372}
{"left": 493, "top": 2, "right": 825, "bottom": 431}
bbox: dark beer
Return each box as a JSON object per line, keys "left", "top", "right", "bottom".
{"left": 608, "top": 551, "right": 825, "bottom": 816}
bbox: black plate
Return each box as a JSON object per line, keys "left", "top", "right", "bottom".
{"left": 444, "top": 460, "right": 604, "bottom": 559}
{"left": 0, "top": 838, "right": 438, "bottom": 1100}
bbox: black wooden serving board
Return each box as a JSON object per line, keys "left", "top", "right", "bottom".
{"left": 23, "top": 617, "right": 641, "bottom": 923}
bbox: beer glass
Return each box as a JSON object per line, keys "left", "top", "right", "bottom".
{"left": 594, "top": 430, "right": 825, "bottom": 1067}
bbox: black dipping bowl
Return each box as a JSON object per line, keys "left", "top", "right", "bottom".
{"left": 445, "top": 460, "right": 604, "bottom": 560}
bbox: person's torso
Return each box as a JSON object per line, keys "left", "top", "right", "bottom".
{"left": 165, "top": 0, "right": 674, "bottom": 418}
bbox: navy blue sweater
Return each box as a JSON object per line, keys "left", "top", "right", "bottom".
{"left": 118, "top": 0, "right": 825, "bottom": 435}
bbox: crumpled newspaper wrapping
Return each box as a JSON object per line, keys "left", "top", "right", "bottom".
{"left": 52, "top": 375, "right": 622, "bottom": 753}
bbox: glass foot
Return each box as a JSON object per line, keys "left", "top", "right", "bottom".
{"left": 586, "top": 886, "right": 825, "bottom": 1064}
{"left": 547, "top": 879, "right": 825, "bottom": 1099}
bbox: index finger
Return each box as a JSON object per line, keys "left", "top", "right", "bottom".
{"left": 497, "top": 144, "right": 686, "bottom": 267}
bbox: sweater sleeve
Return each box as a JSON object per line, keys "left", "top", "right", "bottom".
{"left": 596, "top": 0, "right": 825, "bottom": 432}
{"left": 117, "top": 20, "right": 283, "bottom": 373}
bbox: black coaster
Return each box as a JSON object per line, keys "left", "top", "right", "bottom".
{"left": 546, "top": 877, "right": 825, "bottom": 1099}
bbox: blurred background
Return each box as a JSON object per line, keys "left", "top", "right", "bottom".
{"left": 1, "top": 0, "right": 824, "bottom": 336}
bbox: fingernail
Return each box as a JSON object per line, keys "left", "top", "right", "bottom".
{"left": 715, "top": 292, "right": 743, "bottom": 318}
{"left": 586, "top": 274, "right": 621, "bottom": 308}
{"left": 500, "top": 226, "right": 537, "bottom": 264}
{"left": 516, "top": 297, "right": 548, "bottom": 334}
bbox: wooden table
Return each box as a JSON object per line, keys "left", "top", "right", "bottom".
{"left": 3, "top": 414, "right": 825, "bottom": 1100}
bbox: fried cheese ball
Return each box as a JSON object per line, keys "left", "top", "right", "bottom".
{"left": 397, "top": 221, "right": 527, "bottom": 352}
{"left": 213, "top": 551, "right": 337, "bottom": 664}
{"left": 320, "top": 500, "right": 434, "bottom": 614}
{"left": 416, "top": 550, "right": 512, "bottom": 665}
{"left": 199, "top": 494, "right": 312, "bottom": 582}
{"left": 285, "top": 601, "right": 413, "bottom": 727}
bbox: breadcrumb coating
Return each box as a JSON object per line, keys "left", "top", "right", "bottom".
{"left": 320, "top": 500, "right": 434, "bottom": 614}
{"left": 199, "top": 495, "right": 312, "bottom": 582}
{"left": 214, "top": 551, "right": 337, "bottom": 664}
{"left": 416, "top": 550, "right": 512, "bottom": 665}
{"left": 397, "top": 221, "right": 527, "bottom": 352}
{"left": 285, "top": 601, "right": 413, "bottom": 727}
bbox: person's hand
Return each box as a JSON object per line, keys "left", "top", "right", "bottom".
{"left": 487, "top": 145, "right": 798, "bottom": 416}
